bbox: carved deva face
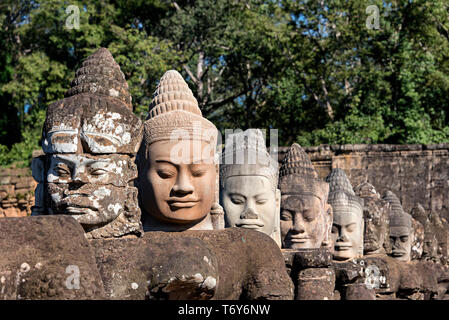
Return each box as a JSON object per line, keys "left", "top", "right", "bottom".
{"left": 221, "top": 175, "right": 280, "bottom": 236}
{"left": 280, "top": 194, "right": 329, "bottom": 249}
{"left": 423, "top": 233, "right": 438, "bottom": 259}
{"left": 138, "top": 139, "right": 216, "bottom": 225}
{"left": 390, "top": 226, "right": 413, "bottom": 262}
{"left": 331, "top": 209, "right": 364, "bottom": 261}
{"left": 363, "top": 203, "right": 388, "bottom": 254}
{"left": 46, "top": 154, "right": 136, "bottom": 229}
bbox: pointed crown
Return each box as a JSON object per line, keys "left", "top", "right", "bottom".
{"left": 383, "top": 191, "right": 412, "bottom": 228}
{"left": 220, "top": 129, "right": 278, "bottom": 189}
{"left": 65, "top": 48, "right": 132, "bottom": 110}
{"left": 278, "top": 143, "right": 327, "bottom": 200}
{"left": 279, "top": 143, "right": 317, "bottom": 179}
{"left": 142, "top": 70, "right": 217, "bottom": 147}
{"left": 326, "top": 168, "right": 363, "bottom": 213}
{"left": 383, "top": 191, "right": 406, "bottom": 216}
{"left": 42, "top": 48, "right": 142, "bottom": 155}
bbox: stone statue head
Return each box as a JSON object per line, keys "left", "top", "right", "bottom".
{"left": 326, "top": 169, "right": 364, "bottom": 261}
{"left": 278, "top": 143, "right": 333, "bottom": 249}
{"left": 219, "top": 129, "right": 281, "bottom": 246}
{"left": 429, "top": 211, "right": 449, "bottom": 263}
{"left": 383, "top": 191, "right": 413, "bottom": 262}
{"left": 354, "top": 182, "right": 390, "bottom": 255}
{"left": 422, "top": 219, "right": 439, "bottom": 261}
{"left": 136, "top": 70, "right": 218, "bottom": 231}
{"left": 33, "top": 48, "right": 143, "bottom": 239}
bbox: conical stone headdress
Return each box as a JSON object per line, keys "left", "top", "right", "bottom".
{"left": 411, "top": 203, "right": 428, "bottom": 226}
{"left": 220, "top": 129, "right": 278, "bottom": 189}
{"left": 65, "top": 47, "right": 132, "bottom": 110}
{"left": 278, "top": 143, "right": 327, "bottom": 199}
{"left": 383, "top": 191, "right": 412, "bottom": 228}
{"left": 42, "top": 47, "right": 142, "bottom": 154}
{"left": 142, "top": 70, "right": 217, "bottom": 147}
{"left": 326, "top": 168, "right": 363, "bottom": 215}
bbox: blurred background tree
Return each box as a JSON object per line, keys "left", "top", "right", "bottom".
{"left": 1, "top": 0, "right": 449, "bottom": 167}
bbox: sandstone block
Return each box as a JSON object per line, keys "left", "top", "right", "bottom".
{"left": 0, "top": 216, "right": 106, "bottom": 299}
{"left": 344, "top": 283, "right": 376, "bottom": 300}
{"left": 296, "top": 267, "right": 335, "bottom": 300}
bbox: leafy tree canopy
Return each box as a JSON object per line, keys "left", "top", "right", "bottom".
{"left": 1, "top": 0, "right": 449, "bottom": 167}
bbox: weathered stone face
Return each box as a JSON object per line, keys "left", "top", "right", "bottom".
{"left": 46, "top": 154, "right": 137, "bottom": 187}
{"left": 280, "top": 194, "right": 328, "bottom": 249}
{"left": 33, "top": 48, "right": 143, "bottom": 239}
{"left": 278, "top": 144, "right": 333, "bottom": 250}
{"left": 326, "top": 169, "right": 364, "bottom": 261}
{"left": 354, "top": 182, "right": 390, "bottom": 255}
{"left": 389, "top": 225, "right": 413, "bottom": 262}
{"left": 47, "top": 182, "right": 132, "bottom": 228}
{"left": 423, "top": 227, "right": 439, "bottom": 260}
{"left": 137, "top": 70, "right": 219, "bottom": 232}
{"left": 220, "top": 129, "right": 280, "bottom": 245}
{"left": 383, "top": 191, "right": 414, "bottom": 262}
{"left": 411, "top": 218, "right": 424, "bottom": 260}
{"left": 331, "top": 207, "right": 364, "bottom": 261}
{"left": 138, "top": 139, "right": 216, "bottom": 231}
{"left": 222, "top": 175, "right": 280, "bottom": 241}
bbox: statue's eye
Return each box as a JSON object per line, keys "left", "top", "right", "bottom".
{"left": 281, "top": 210, "right": 292, "bottom": 221}
{"left": 331, "top": 226, "right": 338, "bottom": 234}
{"left": 157, "top": 170, "right": 175, "bottom": 179}
{"left": 55, "top": 166, "right": 70, "bottom": 176}
{"left": 192, "top": 170, "right": 206, "bottom": 177}
{"left": 256, "top": 199, "right": 267, "bottom": 205}
{"left": 303, "top": 210, "right": 315, "bottom": 222}
{"left": 230, "top": 196, "right": 244, "bottom": 205}
{"left": 91, "top": 168, "right": 107, "bottom": 176}
{"left": 346, "top": 224, "right": 356, "bottom": 232}
{"left": 400, "top": 236, "right": 409, "bottom": 243}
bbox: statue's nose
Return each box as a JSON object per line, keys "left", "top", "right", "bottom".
{"left": 240, "top": 207, "right": 258, "bottom": 219}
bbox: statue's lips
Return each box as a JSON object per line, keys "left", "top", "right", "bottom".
{"left": 65, "top": 205, "right": 98, "bottom": 214}
{"left": 392, "top": 250, "right": 406, "bottom": 257}
{"left": 60, "top": 197, "right": 98, "bottom": 214}
{"left": 288, "top": 236, "right": 310, "bottom": 243}
{"left": 236, "top": 220, "right": 264, "bottom": 229}
{"left": 167, "top": 199, "right": 199, "bottom": 209}
{"left": 335, "top": 243, "right": 352, "bottom": 251}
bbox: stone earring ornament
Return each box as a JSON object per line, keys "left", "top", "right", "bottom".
{"left": 278, "top": 143, "right": 333, "bottom": 249}
{"left": 33, "top": 47, "right": 143, "bottom": 239}
{"left": 326, "top": 169, "right": 364, "bottom": 261}
{"left": 136, "top": 70, "right": 219, "bottom": 232}
{"left": 219, "top": 129, "right": 281, "bottom": 247}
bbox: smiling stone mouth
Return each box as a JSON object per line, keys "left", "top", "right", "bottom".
{"left": 236, "top": 223, "right": 263, "bottom": 229}
{"left": 288, "top": 237, "right": 309, "bottom": 242}
{"left": 167, "top": 201, "right": 199, "bottom": 209}
{"left": 64, "top": 204, "right": 98, "bottom": 212}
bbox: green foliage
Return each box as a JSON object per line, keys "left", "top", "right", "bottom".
{"left": 1, "top": 0, "right": 449, "bottom": 167}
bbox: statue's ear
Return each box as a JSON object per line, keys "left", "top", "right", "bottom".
{"left": 273, "top": 188, "right": 282, "bottom": 248}
{"left": 275, "top": 188, "right": 281, "bottom": 213}
{"left": 321, "top": 203, "right": 333, "bottom": 248}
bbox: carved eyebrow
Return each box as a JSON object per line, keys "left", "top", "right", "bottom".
{"left": 52, "top": 156, "right": 77, "bottom": 167}
{"left": 345, "top": 223, "right": 357, "bottom": 228}
{"left": 155, "top": 159, "right": 177, "bottom": 165}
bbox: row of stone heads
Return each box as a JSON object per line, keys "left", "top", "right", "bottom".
{"left": 30, "top": 48, "right": 448, "bottom": 265}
